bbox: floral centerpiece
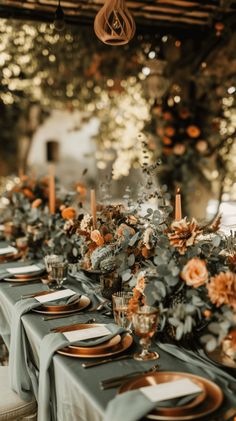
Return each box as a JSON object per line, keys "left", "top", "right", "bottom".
{"left": 127, "top": 210, "right": 236, "bottom": 353}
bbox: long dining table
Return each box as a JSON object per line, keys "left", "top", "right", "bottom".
{"left": 0, "top": 258, "right": 236, "bottom": 421}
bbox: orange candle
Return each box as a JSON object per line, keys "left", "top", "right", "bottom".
{"left": 49, "top": 163, "right": 56, "bottom": 215}
{"left": 175, "top": 187, "right": 182, "bottom": 221}
{"left": 90, "top": 189, "right": 97, "bottom": 229}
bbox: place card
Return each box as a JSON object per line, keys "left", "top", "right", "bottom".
{"left": 6, "top": 264, "right": 42, "bottom": 274}
{"left": 63, "top": 326, "right": 110, "bottom": 342}
{"left": 140, "top": 378, "right": 202, "bottom": 402}
{"left": 35, "top": 289, "right": 76, "bottom": 303}
{"left": 0, "top": 246, "right": 17, "bottom": 255}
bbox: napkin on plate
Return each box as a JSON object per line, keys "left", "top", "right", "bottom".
{"left": 104, "top": 379, "right": 202, "bottom": 421}
{"left": 37, "top": 323, "right": 127, "bottom": 421}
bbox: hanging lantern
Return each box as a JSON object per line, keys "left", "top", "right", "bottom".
{"left": 94, "top": 0, "right": 136, "bottom": 46}
{"left": 53, "top": 0, "right": 65, "bottom": 31}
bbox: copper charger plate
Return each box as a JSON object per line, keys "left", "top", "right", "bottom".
{"left": 3, "top": 272, "right": 44, "bottom": 282}
{"left": 12, "top": 268, "right": 45, "bottom": 279}
{"left": 118, "top": 371, "right": 223, "bottom": 420}
{"left": 206, "top": 347, "right": 236, "bottom": 370}
{"left": 55, "top": 323, "right": 122, "bottom": 354}
{"left": 0, "top": 251, "right": 21, "bottom": 262}
{"left": 57, "top": 328, "right": 133, "bottom": 358}
{"left": 33, "top": 294, "right": 91, "bottom": 315}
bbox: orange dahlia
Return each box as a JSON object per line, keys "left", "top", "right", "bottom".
{"left": 61, "top": 207, "right": 76, "bottom": 220}
{"left": 168, "top": 217, "right": 202, "bottom": 255}
{"left": 207, "top": 271, "right": 236, "bottom": 311}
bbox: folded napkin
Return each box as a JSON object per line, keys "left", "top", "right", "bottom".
{"left": 0, "top": 261, "right": 44, "bottom": 280}
{"left": 104, "top": 388, "right": 200, "bottom": 421}
{"left": 104, "top": 390, "right": 158, "bottom": 421}
{"left": 38, "top": 323, "right": 127, "bottom": 421}
{"left": 72, "top": 271, "right": 110, "bottom": 310}
{"left": 9, "top": 297, "right": 42, "bottom": 401}
{"left": 9, "top": 290, "right": 79, "bottom": 401}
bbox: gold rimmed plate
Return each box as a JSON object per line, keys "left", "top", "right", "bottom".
{"left": 118, "top": 372, "right": 223, "bottom": 420}
{"left": 33, "top": 294, "right": 91, "bottom": 315}
{"left": 13, "top": 268, "right": 45, "bottom": 279}
{"left": 3, "top": 273, "right": 43, "bottom": 282}
{"left": 57, "top": 327, "right": 133, "bottom": 358}
{"left": 0, "top": 251, "right": 22, "bottom": 263}
{"left": 55, "top": 323, "right": 122, "bottom": 355}
{"left": 206, "top": 346, "right": 236, "bottom": 370}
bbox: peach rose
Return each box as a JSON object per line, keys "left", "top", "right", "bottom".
{"left": 91, "top": 230, "right": 104, "bottom": 246}
{"left": 31, "top": 198, "right": 42, "bottom": 208}
{"left": 61, "top": 207, "right": 76, "bottom": 220}
{"left": 196, "top": 140, "right": 208, "bottom": 153}
{"left": 181, "top": 258, "right": 208, "bottom": 288}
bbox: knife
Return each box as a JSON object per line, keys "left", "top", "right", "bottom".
{"left": 81, "top": 354, "right": 133, "bottom": 368}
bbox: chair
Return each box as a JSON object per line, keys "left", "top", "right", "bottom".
{"left": 0, "top": 366, "right": 37, "bottom": 420}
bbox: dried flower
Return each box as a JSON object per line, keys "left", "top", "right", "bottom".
{"left": 196, "top": 140, "right": 208, "bottom": 153}
{"left": 168, "top": 217, "right": 202, "bottom": 255}
{"left": 126, "top": 215, "right": 138, "bottom": 225}
{"left": 143, "top": 227, "right": 154, "bottom": 250}
{"left": 207, "top": 271, "right": 236, "bottom": 311}
{"left": 181, "top": 258, "right": 208, "bottom": 288}
{"left": 31, "top": 198, "right": 42, "bottom": 208}
{"left": 80, "top": 214, "right": 92, "bottom": 231}
{"left": 61, "top": 207, "right": 76, "bottom": 220}
{"left": 91, "top": 229, "right": 104, "bottom": 246}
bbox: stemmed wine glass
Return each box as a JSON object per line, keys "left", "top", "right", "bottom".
{"left": 44, "top": 254, "right": 64, "bottom": 287}
{"left": 50, "top": 261, "right": 68, "bottom": 289}
{"left": 132, "top": 305, "right": 159, "bottom": 361}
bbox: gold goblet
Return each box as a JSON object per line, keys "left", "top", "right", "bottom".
{"left": 132, "top": 305, "right": 159, "bottom": 361}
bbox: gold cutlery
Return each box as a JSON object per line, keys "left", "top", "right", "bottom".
{"left": 100, "top": 364, "right": 159, "bottom": 389}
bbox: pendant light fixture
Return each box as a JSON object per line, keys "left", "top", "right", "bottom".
{"left": 94, "top": 0, "right": 136, "bottom": 46}
{"left": 53, "top": 0, "right": 65, "bottom": 32}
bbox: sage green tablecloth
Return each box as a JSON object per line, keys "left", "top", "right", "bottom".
{"left": 1, "top": 262, "right": 236, "bottom": 421}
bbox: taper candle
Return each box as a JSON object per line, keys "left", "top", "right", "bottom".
{"left": 175, "top": 187, "right": 182, "bottom": 221}
{"left": 90, "top": 189, "right": 97, "bottom": 229}
{"left": 49, "top": 163, "right": 56, "bottom": 215}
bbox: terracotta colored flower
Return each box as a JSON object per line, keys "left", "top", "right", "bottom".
{"left": 173, "top": 143, "right": 186, "bottom": 155}
{"left": 165, "top": 126, "right": 175, "bottom": 137}
{"left": 91, "top": 230, "right": 104, "bottom": 246}
{"left": 23, "top": 188, "right": 35, "bottom": 200}
{"left": 207, "top": 271, "right": 236, "bottom": 311}
{"left": 104, "top": 233, "right": 113, "bottom": 243}
{"left": 181, "top": 258, "right": 208, "bottom": 288}
{"left": 31, "top": 198, "right": 42, "bottom": 208}
{"left": 156, "top": 127, "right": 164, "bottom": 136}
{"left": 117, "top": 223, "right": 135, "bottom": 238}
{"left": 168, "top": 217, "right": 202, "bottom": 255}
{"left": 186, "top": 125, "right": 201, "bottom": 138}
{"left": 61, "top": 207, "right": 76, "bottom": 220}
{"left": 162, "top": 136, "right": 172, "bottom": 145}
